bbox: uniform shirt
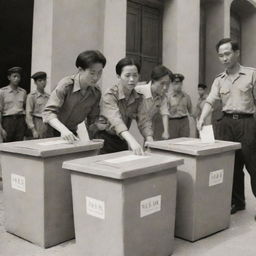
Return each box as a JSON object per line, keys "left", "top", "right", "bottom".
{"left": 135, "top": 81, "right": 164, "bottom": 120}
{"left": 26, "top": 90, "right": 50, "bottom": 129}
{"left": 0, "top": 86, "right": 26, "bottom": 116}
{"left": 160, "top": 90, "right": 192, "bottom": 118}
{"left": 101, "top": 83, "right": 153, "bottom": 138}
{"left": 206, "top": 65, "right": 256, "bottom": 114}
{"left": 194, "top": 93, "right": 208, "bottom": 119}
{"left": 42, "top": 74, "right": 101, "bottom": 132}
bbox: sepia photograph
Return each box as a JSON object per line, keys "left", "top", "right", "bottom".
{"left": 0, "top": 0, "right": 255, "bottom": 255}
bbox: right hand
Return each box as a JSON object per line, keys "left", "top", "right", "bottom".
{"left": 32, "top": 128, "right": 39, "bottom": 139}
{"left": 0, "top": 127, "right": 7, "bottom": 141}
{"left": 61, "top": 129, "right": 79, "bottom": 144}
{"left": 128, "top": 138, "right": 144, "bottom": 155}
{"left": 162, "top": 131, "right": 169, "bottom": 140}
{"left": 197, "top": 119, "right": 204, "bottom": 131}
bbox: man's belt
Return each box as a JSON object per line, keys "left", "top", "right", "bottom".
{"left": 223, "top": 112, "right": 254, "bottom": 119}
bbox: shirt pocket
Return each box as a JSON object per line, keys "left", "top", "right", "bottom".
{"left": 219, "top": 86, "right": 231, "bottom": 103}
{"left": 237, "top": 82, "right": 253, "bottom": 102}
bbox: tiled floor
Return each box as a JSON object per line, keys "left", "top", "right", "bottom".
{"left": 0, "top": 172, "right": 255, "bottom": 256}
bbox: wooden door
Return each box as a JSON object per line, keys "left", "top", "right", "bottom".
{"left": 126, "top": 0, "right": 163, "bottom": 81}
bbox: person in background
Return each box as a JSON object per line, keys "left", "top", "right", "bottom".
{"left": 161, "top": 73, "right": 192, "bottom": 139}
{"left": 95, "top": 57, "right": 153, "bottom": 155}
{"left": 26, "top": 71, "right": 53, "bottom": 139}
{"left": 197, "top": 38, "right": 256, "bottom": 215}
{"left": 42, "top": 50, "right": 106, "bottom": 143}
{"left": 135, "top": 65, "right": 172, "bottom": 140}
{"left": 193, "top": 83, "right": 211, "bottom": 137}
{"left": 0, "top": 67, "right": 27, "bottom": 142}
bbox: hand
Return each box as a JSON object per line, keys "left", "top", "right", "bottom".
{"left": 128, "top": 138, "right": 144, "bottom": 155}
{"left": 0, "top": 127, "right": 7, "bottom": 141}
{"left": 61, "top": 129, "right": 79, "bottom": 144}
{"left": 162, "top": 131, "right": 169, "bottom": 140}
{"left": 197, "top": 119, "right": 204, "bottom": 131}
{"left": 32, "top": 128, "right": 39, "bottom": 139}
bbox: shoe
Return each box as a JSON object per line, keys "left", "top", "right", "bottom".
{"left": 231, "top": 204, "right": 245, "bottom": 215}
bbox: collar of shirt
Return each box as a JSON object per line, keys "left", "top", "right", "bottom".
{"left": 35, "top": 90, "right": 49, "bottom": 98}
{"left": 170, "top": 90, "right": 185, "bottom": 98}
{"left": 220, "top": 64, "right": 247, "bottom": 81}
{"left": 71, "top": 74, "right": 98, "bottom": 95}
{"left": 117, "top": 83, "right": 140, "bottom": 104}
{"left": 6, "top": 85, "right": 22, "bottom": 93}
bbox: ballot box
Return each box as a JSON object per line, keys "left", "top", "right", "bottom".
{"left": 0, "top": 137, "right": 103, "bottom": 248}
{"left": 147, "top": 138, "right": 241, "bottom": 242}
{"left": 63, "top": 151, "right": 183, "bottom": 256}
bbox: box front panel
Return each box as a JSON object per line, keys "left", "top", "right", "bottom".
{"left": 123, "top": 169, "right": 177, "bottom": 256}
{"left": 2, "top": 153, "right": 45, "bottom": 246}
{"left": 71, "top": 173, "right": 124, "bottom": 256}
{"left": 43, "top": 150, "right": 99, "bottom": 247}
{"left": 193, "top": 152, "right": 234, "bottom": 240}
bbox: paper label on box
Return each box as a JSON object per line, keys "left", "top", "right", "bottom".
{"left": 86, "top": 196, "right": 105, "bottom": 219}
{"left": 140, "top": 195, "right": 161, "bottom": 218}
{"left": 105, "top": 155, "right": 149, "bottom": 164}
{"left": 209, "top": 169, "right": 224, "bottom": 186}
{"left": 11, "top": 174, "right": 26, "bottom": 192}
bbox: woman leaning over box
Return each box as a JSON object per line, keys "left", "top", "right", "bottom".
{"left": 95, "top": 57, "right": 153, "bottom": 155}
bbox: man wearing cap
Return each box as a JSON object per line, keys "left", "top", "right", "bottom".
{"left": 193, "top": 84, "right": 211, "bottom": 137}
{"left": 161, "top": 73, "right": 192, "bottom": 139}
{"left": 0, "top": 67, "right": 27, "bottom": 142}
{"left": 197, "top": 38, "right": 256, "bottom": 215}
{"left": 26, "top": 71, "right": 52, "bottom": 139}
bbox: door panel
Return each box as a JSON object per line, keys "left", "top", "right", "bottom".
{"left": 126, "top": 0, "right": 162, "bottom": 81}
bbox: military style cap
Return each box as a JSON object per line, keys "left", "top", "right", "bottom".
{"left": 172, "top": 73, "right": 184, "bottom": 82}
{"left": 7, "top": 66, "right": 23, "bottom": 75}
{"left": 31, "top": 71, "right": 47, "bottom": 80}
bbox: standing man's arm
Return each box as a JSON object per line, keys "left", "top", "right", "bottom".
{"left": 187, "top": 95, "right": 193, "bottom": 115}
{"left": 26, "top": 95, "right": 39, "bottom": 138}
{"left": 160, "top": 96, "right": 170, "bottom": 139}
{"left": 0, "top": 91, "right": 7, "bottom": 140}
{"left": 197, "top": 79, "right": 220, "bottom": 130}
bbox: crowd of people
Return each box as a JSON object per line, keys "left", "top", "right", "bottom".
{"left": 0, "top": 37, "right": 255, "bottom": 216}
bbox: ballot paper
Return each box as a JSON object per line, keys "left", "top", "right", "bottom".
{"left": 199, "top": 125, "right": 215, "bottom": 143}
{"left": 105, "top": 155, "right": 149, "bottom": 164}
{"left": 77, "top": 121, "right": 90, "bottom": 142}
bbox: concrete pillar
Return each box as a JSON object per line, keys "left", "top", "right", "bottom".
{"left": 163, "top": 0, "right": 200, "bottom": 137}
{"left": 31, "top": 0, "right": 53, "bottom": 93}
{"left": 31, "top": 0, "right": 105, "bottom": 92}
{"left": 101, "top": 0, "right": 127, "bottom": 93}
{"left": 204, "top": 0, "right": 232, "bottom": 87}
{"left": 163, "top": 0, "right": 200, "bottom": 107}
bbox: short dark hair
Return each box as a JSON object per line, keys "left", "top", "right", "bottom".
{"left": 216, "top": 38, "right": 240, "bottom": 52}
{"left": 198, "top": 83, "right": 207, "bottom": 89}
{"left": 115, "top": 57, "right": 141, "bottom": 75}
{"left": 75, "top": 50, "right": 106, "bottom": 70}
{"left": 151, "top": 65, "right": 172, "bottom": 81}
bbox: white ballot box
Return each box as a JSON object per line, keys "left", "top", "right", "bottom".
{"left": 0, "top": 137, "right": 103, "bottom": 248}
{"left": 147, "top": 138, "right": 241, "bottom": 242}
{"left": 63, "top": 151, "right": 183, "bottom": 256}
